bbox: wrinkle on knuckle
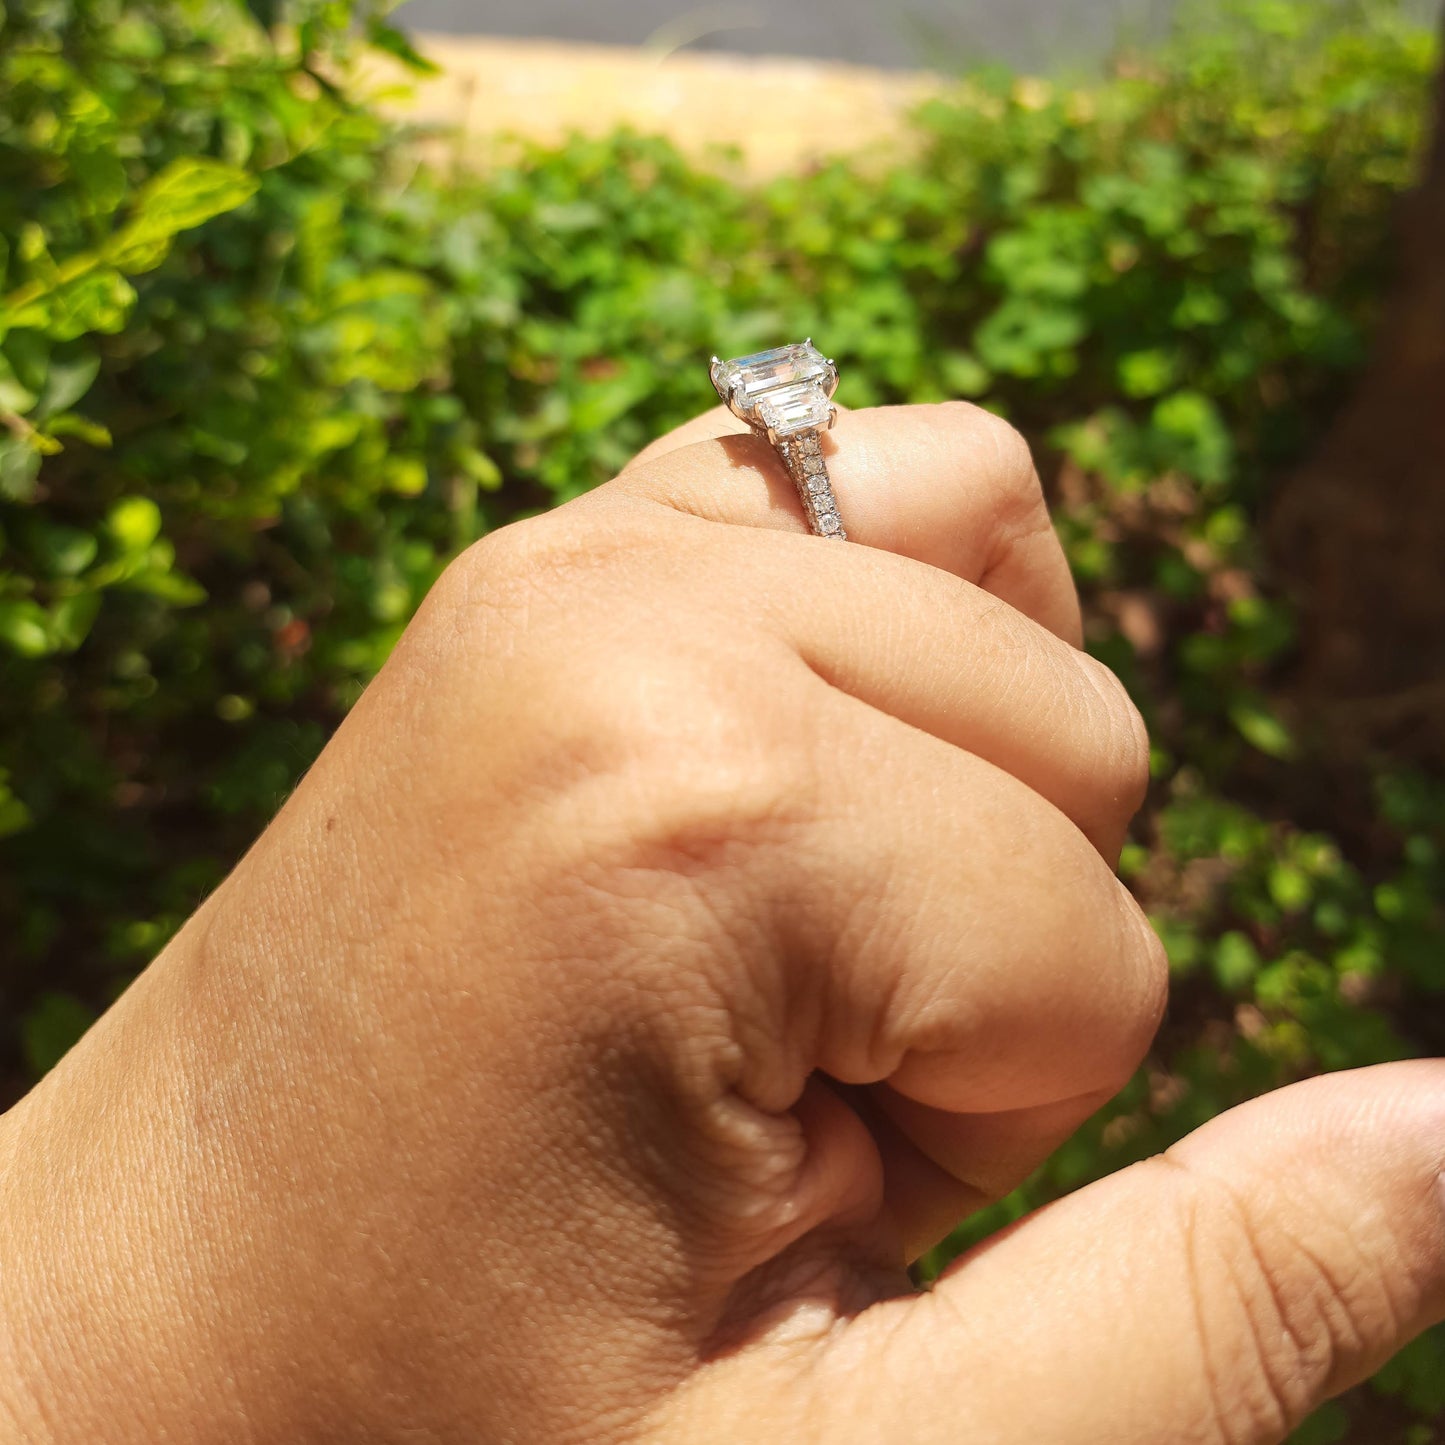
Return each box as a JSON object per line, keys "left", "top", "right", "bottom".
{"left": 1158, "top": 1150, "right": 1402, "bottom": 1445}
{"left": 825, "top": 892, "right": 916, "bottom": 1084}
{"left": 443, "top": 509, "right": 665, "bottom": 624}
{"left": 446, "top": 513, "right": 552, "bottom": 598}
{"left": 1063, "top": 865, "right": 1164, "bottom": 1093}
{"left": 623, "top": 741, "right": 814, "bottom": 887}
{"left": 1156, "top": 1155, "right": 1300, "bottom": 1445}
{"left": 574, "top": 655, "right": 818, "bottom": 889}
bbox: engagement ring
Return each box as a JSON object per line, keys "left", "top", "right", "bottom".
{"left": 710, "top": 342, "right": 846, "bottom": 540}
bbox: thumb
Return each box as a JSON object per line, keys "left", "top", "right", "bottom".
{"left": 788, "top": 1061, "right": 1445, "bottom": 1444}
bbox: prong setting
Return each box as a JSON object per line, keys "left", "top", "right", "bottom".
{"left": 709, "top": 342, "right": 836, "bottom": 437}
{"left": 708, "top": 341, "right": 847, "bottom": 541}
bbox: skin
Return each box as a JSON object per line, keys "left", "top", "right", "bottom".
{"left": 0, "top": 401, "right": 1441, "bottom": 1445}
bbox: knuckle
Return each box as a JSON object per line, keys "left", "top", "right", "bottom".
{"left": 423, "top": 516, "right": 557, "bottom": 632}
{"left": 1076, "top": 651, "right": 1152, "bottom": 822}
{"left": 1040, "top": 826, "right": 1166, "bottom": 1093}
{"left": 1113, "top": 887, "right": 1169, "bottom": 1066}
{"left": 423, "top": 509, "right": 693, "bottom": 674}
{"left": 433, "top": 515, "right": 815, "bottom": 883}
{"left": 452, "top": 511, "right": 547, "bottom": 583}
{"left": 445, "top": 511, "right": 615, "bottom": 608}
{"left": 1166, "top": 1163, "right": 1308, "bottom": 1444}
{"left": 623, "top": 680, "right": 814, "bottom": 869}
{"left": 940, "top": 401, "right": 1042, "bottom": 512}
{"left": 1165, "top": 1156, "right": 1408, "bottom": 1445}
{"left": 983, "top": 410, "right": 1041, "bottom": 500}
{"left": 554, "top": 645, "right": 818, "bottom": 876}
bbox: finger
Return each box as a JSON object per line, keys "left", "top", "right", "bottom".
{"left": 810, "top": 1061, "right": 1445, "bottom": 1445}
{"left": 724, "top": 699, "right": 1166, "bottom": 1263}
{"left": 621, "top": 402, "right": 752, "bottom": 469}
{"left": 731, "top": 525, "right": 1147, "bottom": 861}
{"left": 592, "top": 402, "right": 1083, "bottom": 646}
{"left": 599, "top": 519, "right": 1141, "bottom": 862}
{"left": 839, "top": 1083, "right": 1112, "bottom": 1262}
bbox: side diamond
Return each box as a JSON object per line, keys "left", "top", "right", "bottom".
{"left": 759, "top": 383, "right": 832, "bottom": 437}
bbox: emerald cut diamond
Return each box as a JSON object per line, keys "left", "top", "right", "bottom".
{"left": 760, "top": 382, "right": 833, "bottom": 435}
{"left": 705, "top": 341, "right": 848, "bottom": 541}
{"left": 710, "top": 341, "right": 838, "bottom": 440}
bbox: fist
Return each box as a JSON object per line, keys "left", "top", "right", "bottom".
{"left": 3, "top": 404, "right": 1440, "bottom": 1445}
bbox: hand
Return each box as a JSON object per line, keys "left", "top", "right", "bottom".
{"left": 0, "top": 404, "right": 1440, "bottom": 1445}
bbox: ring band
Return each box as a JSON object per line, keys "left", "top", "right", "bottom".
{"left": 709, "top": 342, "right": 847, "bottom": 541}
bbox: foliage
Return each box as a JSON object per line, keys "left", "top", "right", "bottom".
{"left": 0, "top": 0, "right": 1441, "bottom": 1436}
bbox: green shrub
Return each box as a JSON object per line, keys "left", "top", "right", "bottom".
{"left": 1, "top": 0, "right": 1440, "bottom": 1436}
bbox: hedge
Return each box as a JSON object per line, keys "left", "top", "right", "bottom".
{"left": 1, "top": 1, "right": 1441, "bottom": 1437}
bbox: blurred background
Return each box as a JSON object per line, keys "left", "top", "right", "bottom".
{"left": 397, "top": 0, "right": 1442, "bottom": 69}
{"left": 395, "top": 0, "right": 1177, "bottom": 69}
{"left": 1, "top": 2, "right": 1442, "bottom": 1440}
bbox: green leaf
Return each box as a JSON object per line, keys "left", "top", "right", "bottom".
{"left": 4, "top": 331, "right": 50, "bottom": 393}
{"left": 1213, "top": 931, "right": 1263, "bottom": 993}
{"left": 457, "top": 447, "right": 503, "bottom": 490}
{"left": 0, "top": 436, "right": 42, "bottom": 501}
{"left": 133, "top": 156, "right": 260, "bottom": 236}
{"left": 0, "top": 353, "right": 38, "bottom": 413}
{"left": 974, "top": 300, "right": 1087, "bottom": 377}
{"left": 385, "top": 456, "right": 428, "bottom": 496}
{"left": 0, "top": 598, "right": 52, "bottom": 657}
{"left": 26, "top": 519, "right": 98, "bottom": 577}
{"left": 939, "top": 349, "right": 992, "bottom": 398}
{"left": 22, "top": 992, "right": 95, "bottom": 1077}
{"left": 6, "top": 268, "right": 137, "bottom": 341}
{"left": 48, "top": 591, "right": 102, "bottom": 651}
{"left": 1230, "top": 697, "right": 1297, "bottom": 760}
{"left": 34, "top": 351, "right": 101, "bottom": 419}
{"left": 1118, "top": 349, "right": 1178, "bottom": 399}
{"left": 125, "top": 568, "right": 207, "bottom": 605}
{"left": 1268, "top": 864, "right": 1312, "bottom": 913}
{"left": 106, "top": 158, "right": 259, "bottom": 273}
{"left": 0, "top": 768, "right": 31, "bottom": 840}
{"left": 1151, "top": 391, "right": 1234, "bottom": 487}
{"left": 100, "top": 229, "right": 172, "bottom": 276}
{"left": 107, "top": 496, "right": 162, "bottom": 551}
{"left": 366, "top": 20, "right": 442, "bottom": 75}
{"left": 46, "top": 413, "right": 112, "bottom": 447}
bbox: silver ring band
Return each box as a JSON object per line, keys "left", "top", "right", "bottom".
{"left": 774, "top": 428, "right": 846, "bottom": 540}
{"left": 710, "top": 342, "right": 847, "bottom": 541}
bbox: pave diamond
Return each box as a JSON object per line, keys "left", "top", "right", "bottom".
{"left": 711, "top": 341, "right": 837, "bottom": 438}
